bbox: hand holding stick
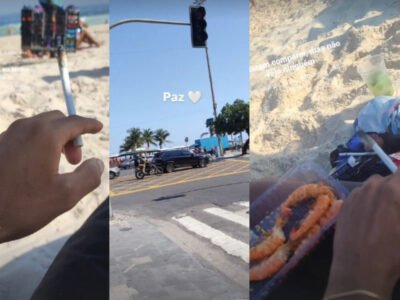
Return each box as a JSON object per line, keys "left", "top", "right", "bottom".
{"left": 57, "top": 46, "right": 83, "bottom": 147}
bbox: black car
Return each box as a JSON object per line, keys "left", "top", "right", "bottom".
{"left": 152, "top": 149, "right": 209, "bottom": 173}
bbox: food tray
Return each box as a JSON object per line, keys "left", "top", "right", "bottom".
{"left": 250, "top": 162, "right": 349, "bottom": 299}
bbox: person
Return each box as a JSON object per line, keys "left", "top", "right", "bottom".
{"left": 210, "top": 147, "right": 215, "bottom": 156}
{"left": 324, "top": 171, "right": 400, "bottom": 300}
{"left": 0, "top": 111, "right": 108, "bottom": 299}
{"left": 250, "top": 171, "right": 400, "bottom": 299}
{"left": 77, "top": 19, "right": 100, "bottom": 48}
{"left": 22, "top": 1, "right": 99, "bottom": 58}
{"left": 242, "top": 138, "right": 249, "bottom": 155}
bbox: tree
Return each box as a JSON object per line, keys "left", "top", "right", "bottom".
{"left": 120, "top": 127, "right": 143, "bottom": 153}
{"left": 214, "top": 99, "right": 249, "bottom": 136}
{"left": 142, "top": 128, "right": 156, "bottom": 149}
{"left": 154, "top": 129, "right": 170, "bottom": 149}
{"left": 213, "top": 99, "right": 249, "bottom": 155}
{"left": 205, "top": 118, "right": 215, "bottom": 136}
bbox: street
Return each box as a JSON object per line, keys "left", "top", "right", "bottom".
{"left": 110, "top": 157, "right": 249, "bottom": 197}
{"left": 110, "top": 157, "right": 250, "bottom": 300}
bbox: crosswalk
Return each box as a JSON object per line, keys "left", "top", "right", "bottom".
{"left": 172, "top": 201, "right": 250, "bottom": 263}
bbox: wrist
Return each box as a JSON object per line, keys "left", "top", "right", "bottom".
{"left": 324, "top": 291, "right": 381, "bottom": 300}
{"left": 325, "top": 263, "right": 396, "bottom": 300}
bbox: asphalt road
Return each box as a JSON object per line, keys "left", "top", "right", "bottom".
{"left": 111, "top": 158, "right": 249, "bottom": 197}
{"left": 110, "top": 158, "right": 250, "bottom": 300}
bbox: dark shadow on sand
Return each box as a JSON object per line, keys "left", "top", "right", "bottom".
{"left": 42, "top": 66, "right": 109, "bottom": 83}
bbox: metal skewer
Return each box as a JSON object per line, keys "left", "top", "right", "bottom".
{"left": 57, "top": 45, "right": 83, "bottom": 147}
{"left": 358, "top": 130, "right": 397, "bottom": 174}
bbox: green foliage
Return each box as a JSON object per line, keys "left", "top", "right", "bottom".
{"left": 142, "top": 128, "right": 156, "bottom": 149}
{"left": 213, "top": 99, "right": 249, "bottom": 136}
{"left": 154, "top": 129, "right": 171, "bottom": 149}
{"left": 120, "top": 127, "right": 143, "bottom": 153}
{"left": 206, "top": 122, "right": 215, "bottom": 136}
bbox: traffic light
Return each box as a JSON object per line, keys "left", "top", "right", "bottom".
{"left": 190, "top": 6, "right": 208, "bottom": 48}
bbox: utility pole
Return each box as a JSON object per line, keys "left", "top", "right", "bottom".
{"left": 204, "top": 46, "right": 223, "bottom": 157}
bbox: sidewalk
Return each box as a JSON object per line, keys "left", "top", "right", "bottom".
{"left": 213, "top": 151, "right": 250, "bottom": 162}
{"left": 110, "top": 212, "right": 248, "bottom": 300}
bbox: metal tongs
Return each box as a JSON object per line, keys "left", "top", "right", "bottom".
{"left": 358, "top": 130, "right": 397, "bottom": 173}
{"left": 56, "top": 44, "right": 83, "bottom": 147}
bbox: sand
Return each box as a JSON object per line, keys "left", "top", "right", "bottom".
{"left": 250, "top": 0, "right": 400, "bottom": 179}
{"left": 0, "top": 24, "right": 109, "bottom": 299}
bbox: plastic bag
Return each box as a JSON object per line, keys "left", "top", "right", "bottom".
{"left": 355, "top": 96, "right": 400, "bottom": 135}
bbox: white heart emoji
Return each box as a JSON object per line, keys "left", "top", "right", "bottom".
{"left": 188, "top": 91, "right": 202, "bottom": 103}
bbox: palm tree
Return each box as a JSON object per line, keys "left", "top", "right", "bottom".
{"left": 153, "top": 129, "right": 170, "bottom": 149}
{"left": 142, "top": 128, "right": 156, "bottom": 149}
{"left": 120, "top": 127, "right": 143, "bottom": 153}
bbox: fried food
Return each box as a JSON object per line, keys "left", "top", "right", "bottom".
{"left": 250, "top": 183, "right": 342, "bottom": 282}
{"left": 250, "top": 244, "right": 291, "bottom": 281}
{"left": 289, "top": 194, "right": 332, "bottom": 241}
{"left": 281, "top": 183, "right": 335, "bottom": 214}
{"left": 250, "top": 220, "right": 285, "bottom": 262}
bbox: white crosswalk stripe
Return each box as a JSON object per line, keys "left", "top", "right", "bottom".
{"left": 173, "top": 216, "right": 249, "bottom": 263}
{"left": 204, "top": 207, "right": 249, "bottom": 228}
{"left": 234, "top": 208, "right": 249, "bottom": 220}
{"left": 234, "top": 201, "right": 249, "bottom": 208}
{"left": 172, "top": 203, "right": 249, "bottom": 263}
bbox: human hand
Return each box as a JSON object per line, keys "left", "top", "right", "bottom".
{"left": 325, "top": 172, "right": 400, "bottom": 300}
{"left": 0, "top": 111, "right": 104, "bottom": 243}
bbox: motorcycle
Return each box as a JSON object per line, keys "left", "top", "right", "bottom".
{"left": 135, "top": 158, "right": 163, "bottom": 180}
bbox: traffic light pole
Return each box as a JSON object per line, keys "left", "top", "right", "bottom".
{"left": 110, "top": 19, "right": 190, "bottom": 29}
{"left": 110, "top": 18, "right": 223, "bottom": 157}
{"left": 204, "top": 46, "right": 223, "bottom": 157}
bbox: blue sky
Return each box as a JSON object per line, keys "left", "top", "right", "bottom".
{"left": 110, "top": 0, "right": 249, "bottom": 154}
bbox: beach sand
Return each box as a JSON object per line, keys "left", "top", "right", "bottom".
{"left": 250, "top": 0, "right": 400, "bottom": 180}
{"left": 0, "top": 24, "right": 109, "bottom": 299}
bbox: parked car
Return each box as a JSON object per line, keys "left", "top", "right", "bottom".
{"left": 153, "top": 149, "right": 209, "bottom": 173}
{"left": 120, "top": 158, "right": 135, "bottom": 170}
{"left": 110, "top": 166, "right": 120, "bottom": 179}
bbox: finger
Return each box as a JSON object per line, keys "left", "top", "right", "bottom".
{"left": 361, "top": 174, "right": 383, "bottom": 191}
{"left": 384, "top": 169, "right": 400, "bottom": 201}
{"left": 54, "top": 115, "right": 103, "bottom": 145}
{"left": 32, "top": 110, "right": 66, "bottom": 122}
{"left": 63, "top": 140, "right": 82, "bottom": 164}
{"left": 56, "top": 158, "right": 104, "bottom": 212}
{"left": 390, "top": 168, "right": 400, "bottom": 181}
{"left": 5, "top": 111, "right": 64, "bottom": 134}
